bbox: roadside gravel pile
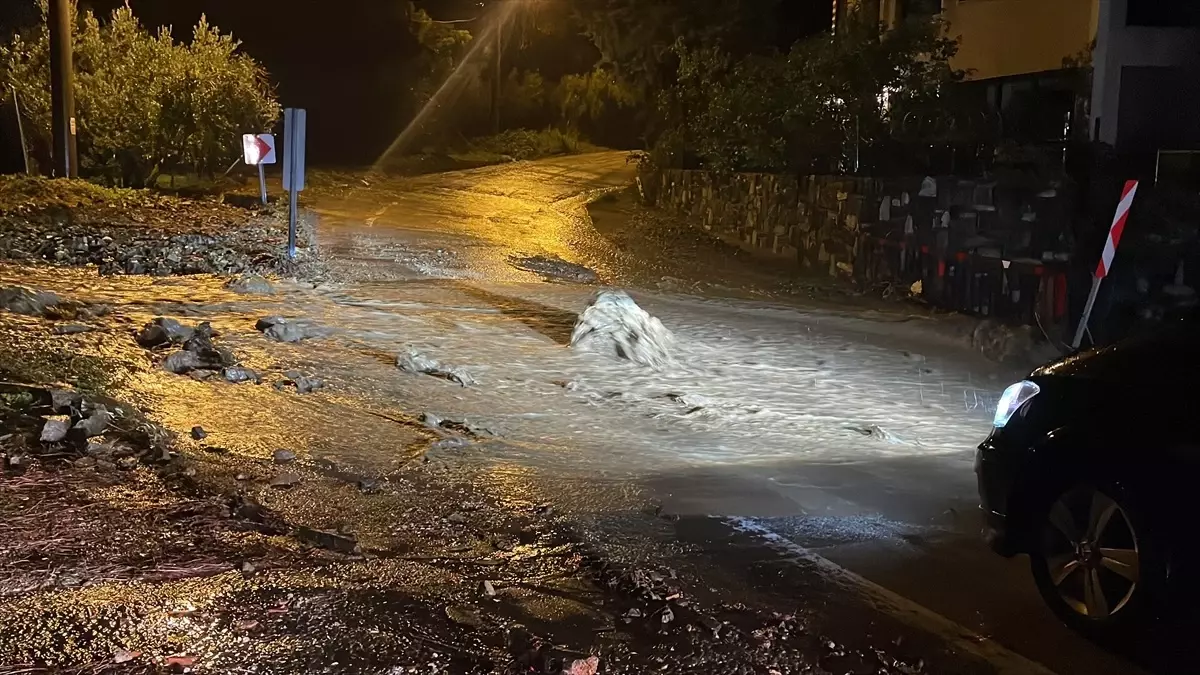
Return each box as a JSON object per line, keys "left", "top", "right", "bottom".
{"left": 0, "top": 175, "right": 313, "bottom": 278}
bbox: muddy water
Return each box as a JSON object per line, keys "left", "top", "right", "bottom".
{"left": 1, "top": 154, "right": 1010, "bottom": 523}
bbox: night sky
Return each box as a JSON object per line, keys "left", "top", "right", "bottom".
{"left": 2, "top": 0, "right": 831, "bottom": 167}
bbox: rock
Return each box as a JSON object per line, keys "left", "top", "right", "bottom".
{"left": 53, "top": 323, "right": 94, "bottom": 335}
{"left": 163, "top": 350, "right": 201, "bottom": 374}
{"left": 137, "top": 317, "right": 193, "bottom": 348}
{"left": 269, "top": 472, "right": 301, "bottom": 488}
{"left": 566, "top": 656, "right": 601, "bottom": 675}
{"left": 190, "top": 426, "right": 207, "bottom": 440}
{"left": 182, "top": 322, "right": 216, "bottom": 354}
{"left": 293, "top": 375, "right": 323, "bottom": 394}
{"left": 480, "top": 580, "right": 497, "bottom": 597}
{"left": 73, "top": 411, "right": 112, "bottom": 438}
{"left": 0, "top": 286, "right": 60, "bottom": 316}
{"left": 272, "top": 449, "right": 296, "bottom": 464}
{"left": 255, "top": 316, "right": 285, "bottom": 331}
{"left": 86, "top": 442, "right": 114, "bottom": 458}
{"left": 444, "top": 605, "right": 483, "bottom": 628}
{"left": 188, "top": 369, "right": 217, "bottom": 381}
{"left": 396, "top": 348, "right": 476, "bottom": 387}
{"left": 570, "top": 290, "right": 675, "bottom": 368}
{"left": 74, "top": 456, "right": 97, "bottom": 469}
{"left": 40, "top": 419, "right": 70, "bottom": 443}
{"left": 116, "top": 457, "right": 138, "bottom": 470}
{"left": 696, "top": 613, "right": 722, "bottom": 636}
{"left": 50, "top": 389, "right": 80, "bottom": 412}
{"left": 295, "top": 525, "right": 360, "bottom": 554}
{"left": 96, "top": 459, "right": 118, "bottom": 472}
{"left": 447, "top": 512, "right": 468, "bottom": 524}
{"left": 508, "top": 255, "right": 598, "bottom": 283}
{"left": 225, "top": 273, "right": 274, "bottom": 294}
{"left": 264, "top": 321, "right": 314, "bottom": 343}
{"left": 222, "top": 366, "right": 261, "bottom": 384}
{"left": 357, "top": 477, "right": 381, "bottom": 494}
{"left": 255, "top": 315, "right": 320, "bottom": 342}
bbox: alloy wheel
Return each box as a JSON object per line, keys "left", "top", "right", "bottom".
{"left": 1040, "top": 486, "right": 1140, "bottom": 620}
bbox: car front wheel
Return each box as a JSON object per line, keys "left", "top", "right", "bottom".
{"left": 1029, "top": 483, "right": 1164, "bottom": 639}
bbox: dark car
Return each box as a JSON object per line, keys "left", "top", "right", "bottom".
{"left": 976, "top": 323, "right": 1200, "bottom": 638}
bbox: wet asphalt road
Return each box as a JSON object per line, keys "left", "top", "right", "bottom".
{"left": 0, "top": 154, "right": 1161, "bottom": 673}
{"left": 303, "top": 153, "right": 1160, "bottom": 674}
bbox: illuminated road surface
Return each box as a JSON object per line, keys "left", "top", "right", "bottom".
{"left": 303, "top": 153, "right": 1149, "bottom": 675}
{"left": 0, "top": 154, "right": 1151, "bottom": 673}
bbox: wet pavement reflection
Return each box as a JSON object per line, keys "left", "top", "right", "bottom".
{"left": 0, "top": 153, "right": 1158, "bottom": 674}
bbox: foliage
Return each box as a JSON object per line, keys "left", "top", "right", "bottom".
{"left": 572, "top": 0, "right": 780, "bottom": 94}
{"left": 409, "top": 4, "right": 473, "bottom": 107}
{"left": 555, "top": 67, "right": 640, "bottom": 128}
{"left": 656, "top": 11, "right": 963, "bottom": 173}
{"left": 1, "top": 3, "right": 278, "bottom": 186}
{"left": 501, "top": 70, "right": 551, "bottom": 129}
{"left": 468, "top": 128, "right": 583, "bottom": 161}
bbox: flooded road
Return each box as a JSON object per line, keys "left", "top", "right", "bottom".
{"left": 0, "top": 153, "right": 1159, "bottom": 673}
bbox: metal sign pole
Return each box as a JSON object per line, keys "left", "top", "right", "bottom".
{"left": 288, "top": 187, "right": 298, "bottom": 260}
{"left": 258, "top": 163, "right": 268, "bottom": 205}
{"left": 10, "top": 85, "right": 31, "bottom": 175}
{"left": 282, "top": 108, "right": 306, "bottom": 262}
{"left": 1071, "top": 276, "right": 1102, "bottom": 349}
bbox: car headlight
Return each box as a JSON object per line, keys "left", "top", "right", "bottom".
{"left": 993, "top": 380, "right": 1040, "bottom": 428}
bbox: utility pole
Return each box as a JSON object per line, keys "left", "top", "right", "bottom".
{"left": 48, "top": 0, "right": 78, "bottom": 178}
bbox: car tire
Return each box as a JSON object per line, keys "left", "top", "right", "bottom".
{"left": 1028, "top": 481, "right": 1166, "bottom": 640}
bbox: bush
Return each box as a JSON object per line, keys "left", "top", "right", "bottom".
{"left": 1, "top": 2, "right": 279, "bottom": 187}
{"left": 469, "top": 128, "right": 583, "bottom": 160}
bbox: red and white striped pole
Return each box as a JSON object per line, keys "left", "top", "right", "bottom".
{"left": 1072, "top": 179, "right": 1139, "bottom": 349}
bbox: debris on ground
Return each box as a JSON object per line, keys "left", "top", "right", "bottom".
{"left": 275, "top": 370, "right": 324, "bottom": 394}
{"left": 295, "top": 525, "right": 360, "bottom": 555}
{"left": 273, "top": 449, "right": 297, "bottom": 464}
{"left": 52, "top": 323, "right": 95, "bottom": 335}
{"left": 269, "top": 472, "right": 301, "bottom": 488}
{"left": 508, "top": 254, "right": 599, "bottom": 283}
{"left": 566, "top": 656, "right": 600, "bottom": 675}
{"left": 137, "top": 318, "right": 263, "bottom": 385}
{"left": 570, "top": 290, "right": 675, "bottom": 368}
{"left": 191, "top": 426, "right": 207, "bottom": 440}
{"left": 255, "top": 315, "right": 323, "bottom": 343}
{"left": 225, "top": 273, "right": 275, "bottom": 294}
{"left": 136, "top": 317, "right": 195, "bottom": 348}
{"left": 396, "top": 348, "right": 476, "bottom": 387}
{"left": 0, "top": 175, "right": 309, "bottom": 278}
{"left": 0, "top": 285, "right": 61, "bottom": 316}
{"left": 222, "top": 366, "right": 262, "bottom": 384}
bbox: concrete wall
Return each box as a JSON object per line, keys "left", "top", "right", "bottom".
{"left": 1090, "top": 0, "right": 1200, "bottom": 149}
{"left": 941, "top": 0, "right": 1098, "bottom": 80}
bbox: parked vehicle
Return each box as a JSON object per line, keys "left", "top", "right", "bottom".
{"left": 976, "top": 321, "right": 1200, "bottom": 638}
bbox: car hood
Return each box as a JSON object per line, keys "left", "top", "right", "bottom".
{"left": 1033, "top": 330, "right": 1192, "bottom": 383}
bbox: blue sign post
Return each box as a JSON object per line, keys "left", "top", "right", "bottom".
{"left": 282, "top": 108, "right": 307, "bottom": 260}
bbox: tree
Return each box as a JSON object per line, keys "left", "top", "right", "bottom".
{"left": 573, "top": 0, "right": 781, "bottom": 94}
{"left": 656, "top": 10, "right": 963, "bottom": 173}
{"left": 1, "top": 2, "right": 279, "bottom": 186}
{"left": 408, "top": 4, "right": 473, "bottom": 107}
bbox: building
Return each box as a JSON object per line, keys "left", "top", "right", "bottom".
{"left": 834, "top": 0, "right": 1200, "bottom": 162}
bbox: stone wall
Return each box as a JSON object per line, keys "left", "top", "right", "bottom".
{"left": 650, "top": 170, "right": 801, "bottom": 259}
{"left": 648, "top": 167, "right": 1077, "bottom": 328}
